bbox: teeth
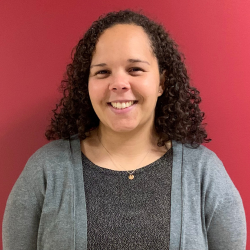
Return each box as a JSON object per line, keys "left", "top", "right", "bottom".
{"left": 110, "top": 101, "right": 135, "bottom": 109}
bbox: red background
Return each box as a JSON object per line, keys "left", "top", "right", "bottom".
{"left": 1, "top": 0, "right": 249, "bottom": 248}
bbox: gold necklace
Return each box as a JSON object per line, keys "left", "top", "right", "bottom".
{"left": 97, "top": 132, "right": 150, "bottom": 180}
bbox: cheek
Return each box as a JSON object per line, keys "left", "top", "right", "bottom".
{"left": 88, "top": 80, "right": 98, "bottom": 105}
{"left": 88, "top": 80, "right": 107, "bottom": 105}
{"left": 140, "top": 76, "right": 160, "bottom": 97}
{"left": 88, "top": 80, "right": 94, "bottom": 95}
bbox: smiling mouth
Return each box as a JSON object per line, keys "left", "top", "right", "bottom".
{"left": 107, "top": 101, "right": 138, "bottom": 109}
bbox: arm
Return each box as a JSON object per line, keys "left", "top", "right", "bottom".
{"left": 2, "top": 148, "right": 46, "bottom": 250}
{"left": 204, "top": 156, "right": 247, "bottom": 249}
{"left": 2, "top": 172, "right": 41, "bottom": 250}
{"left": 207, "top": 192, "right": 247, "bottom": 250}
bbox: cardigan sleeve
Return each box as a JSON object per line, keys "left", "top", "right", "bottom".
{"left": 204, "top": 153, "right": 247, "bottom": 250}
{"left": 2, "top": 150, "right": 45, "bottom": 250}
{"left": 2, "top": 175, "right": 40, "bottom": 249}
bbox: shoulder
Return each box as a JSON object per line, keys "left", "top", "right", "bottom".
{"left": 185, "top": 144, "right": 229, "bottom": 185}
{"left": 179, "top": 143, "right": 243, "bottom": 207}
{"left": 173, "top": 141, "right": 223, "bottom": 173}
{"left": 173, "top": 142, "right": 224, "bottom": 174}
{"left": 173, "top": 141, "right": 240, "bottom": 198}
{"left": 21, "top": 138, "right": 78, "bottom": 181}
{"left": 183, "top": 143, "right": 222, "bottom": 166}
{"left": 13, "top": 137, "right": 80, "bottom": 199}
{"left": 186, "top": 144, "right": 229, "bottom": 183}
{"left": 30, "top": 138, "right": 71, "bottom": 161}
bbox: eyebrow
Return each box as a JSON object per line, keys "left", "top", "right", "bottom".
{"left": 90, "top": 59, "right": 150, "bottom": 68}
{"left": 128, "top": 59, "right": 150, "bottom": 65}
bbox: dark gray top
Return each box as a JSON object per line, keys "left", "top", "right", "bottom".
{"left": 82, "top": 148, "right": 173, "bottom": 250}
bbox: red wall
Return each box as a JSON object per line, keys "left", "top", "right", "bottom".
{"left": 1, "top": 0, "right": 249, "bottom": 248}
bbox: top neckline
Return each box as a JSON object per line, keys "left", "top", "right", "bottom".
{"left": 81, "top": 147, "right": 173, "bottom": 175}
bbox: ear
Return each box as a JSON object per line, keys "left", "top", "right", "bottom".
{"left": 158, "top": 70, "right": 166, "bottom": 96}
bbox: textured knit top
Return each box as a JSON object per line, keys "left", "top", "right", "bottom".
{"left": 82, "top": 148, "right": 173, "bottom": 250}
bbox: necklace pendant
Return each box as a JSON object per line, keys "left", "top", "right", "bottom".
{"left": 128, "top": 174, "right": 134, "bottom": 180}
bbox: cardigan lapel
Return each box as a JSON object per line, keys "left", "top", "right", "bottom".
{"left": 70, "top": 137, "right": 88, "bottom": 250}
{"left": 169, "top": 141, "right": 183, "bottom": 250}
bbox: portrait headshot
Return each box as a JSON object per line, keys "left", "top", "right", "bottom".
{"left": 0, "top": 1, "right": 249, "bottom": 249}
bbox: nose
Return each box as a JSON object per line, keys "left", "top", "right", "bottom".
{"left": 108, "top": 73, "right": 131, "bottom": 93}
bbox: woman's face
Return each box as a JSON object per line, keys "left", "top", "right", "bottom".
{"left": 88, "top": 24, "right": 164, "bottom": 133}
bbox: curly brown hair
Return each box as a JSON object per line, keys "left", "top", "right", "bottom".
{"left": 45, "top": 9, "right": 211, "bottom": 147}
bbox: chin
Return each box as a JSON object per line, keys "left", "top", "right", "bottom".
{"left": 111, "top": 127, "right": 136, "bottom": 133}
{"left": 109, "top": 123, "right": 138, "bottom": 133}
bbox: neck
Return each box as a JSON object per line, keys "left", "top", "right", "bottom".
{"left": 95, "top": 123, "right": 159, "bottom": 158}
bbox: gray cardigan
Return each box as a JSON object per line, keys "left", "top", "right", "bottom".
{"left": 2, "top": 137, "right": 247, "bottom": 250}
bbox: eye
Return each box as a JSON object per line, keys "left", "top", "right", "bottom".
{"left": 95, "top": 70, "right": 110, "bottom": 75}
{"left": 129, "top": 67, "right": 143, "bottom": 72}
{"left": 128, "top": 67, "right": 144, "bottom": 76}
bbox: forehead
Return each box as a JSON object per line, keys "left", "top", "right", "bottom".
{"left": 92, "top": 24, "right": 154, "bottom": 61}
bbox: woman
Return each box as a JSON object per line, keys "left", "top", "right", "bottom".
{"left": 3, "top": 10, "right": 246, "bottom": 250}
